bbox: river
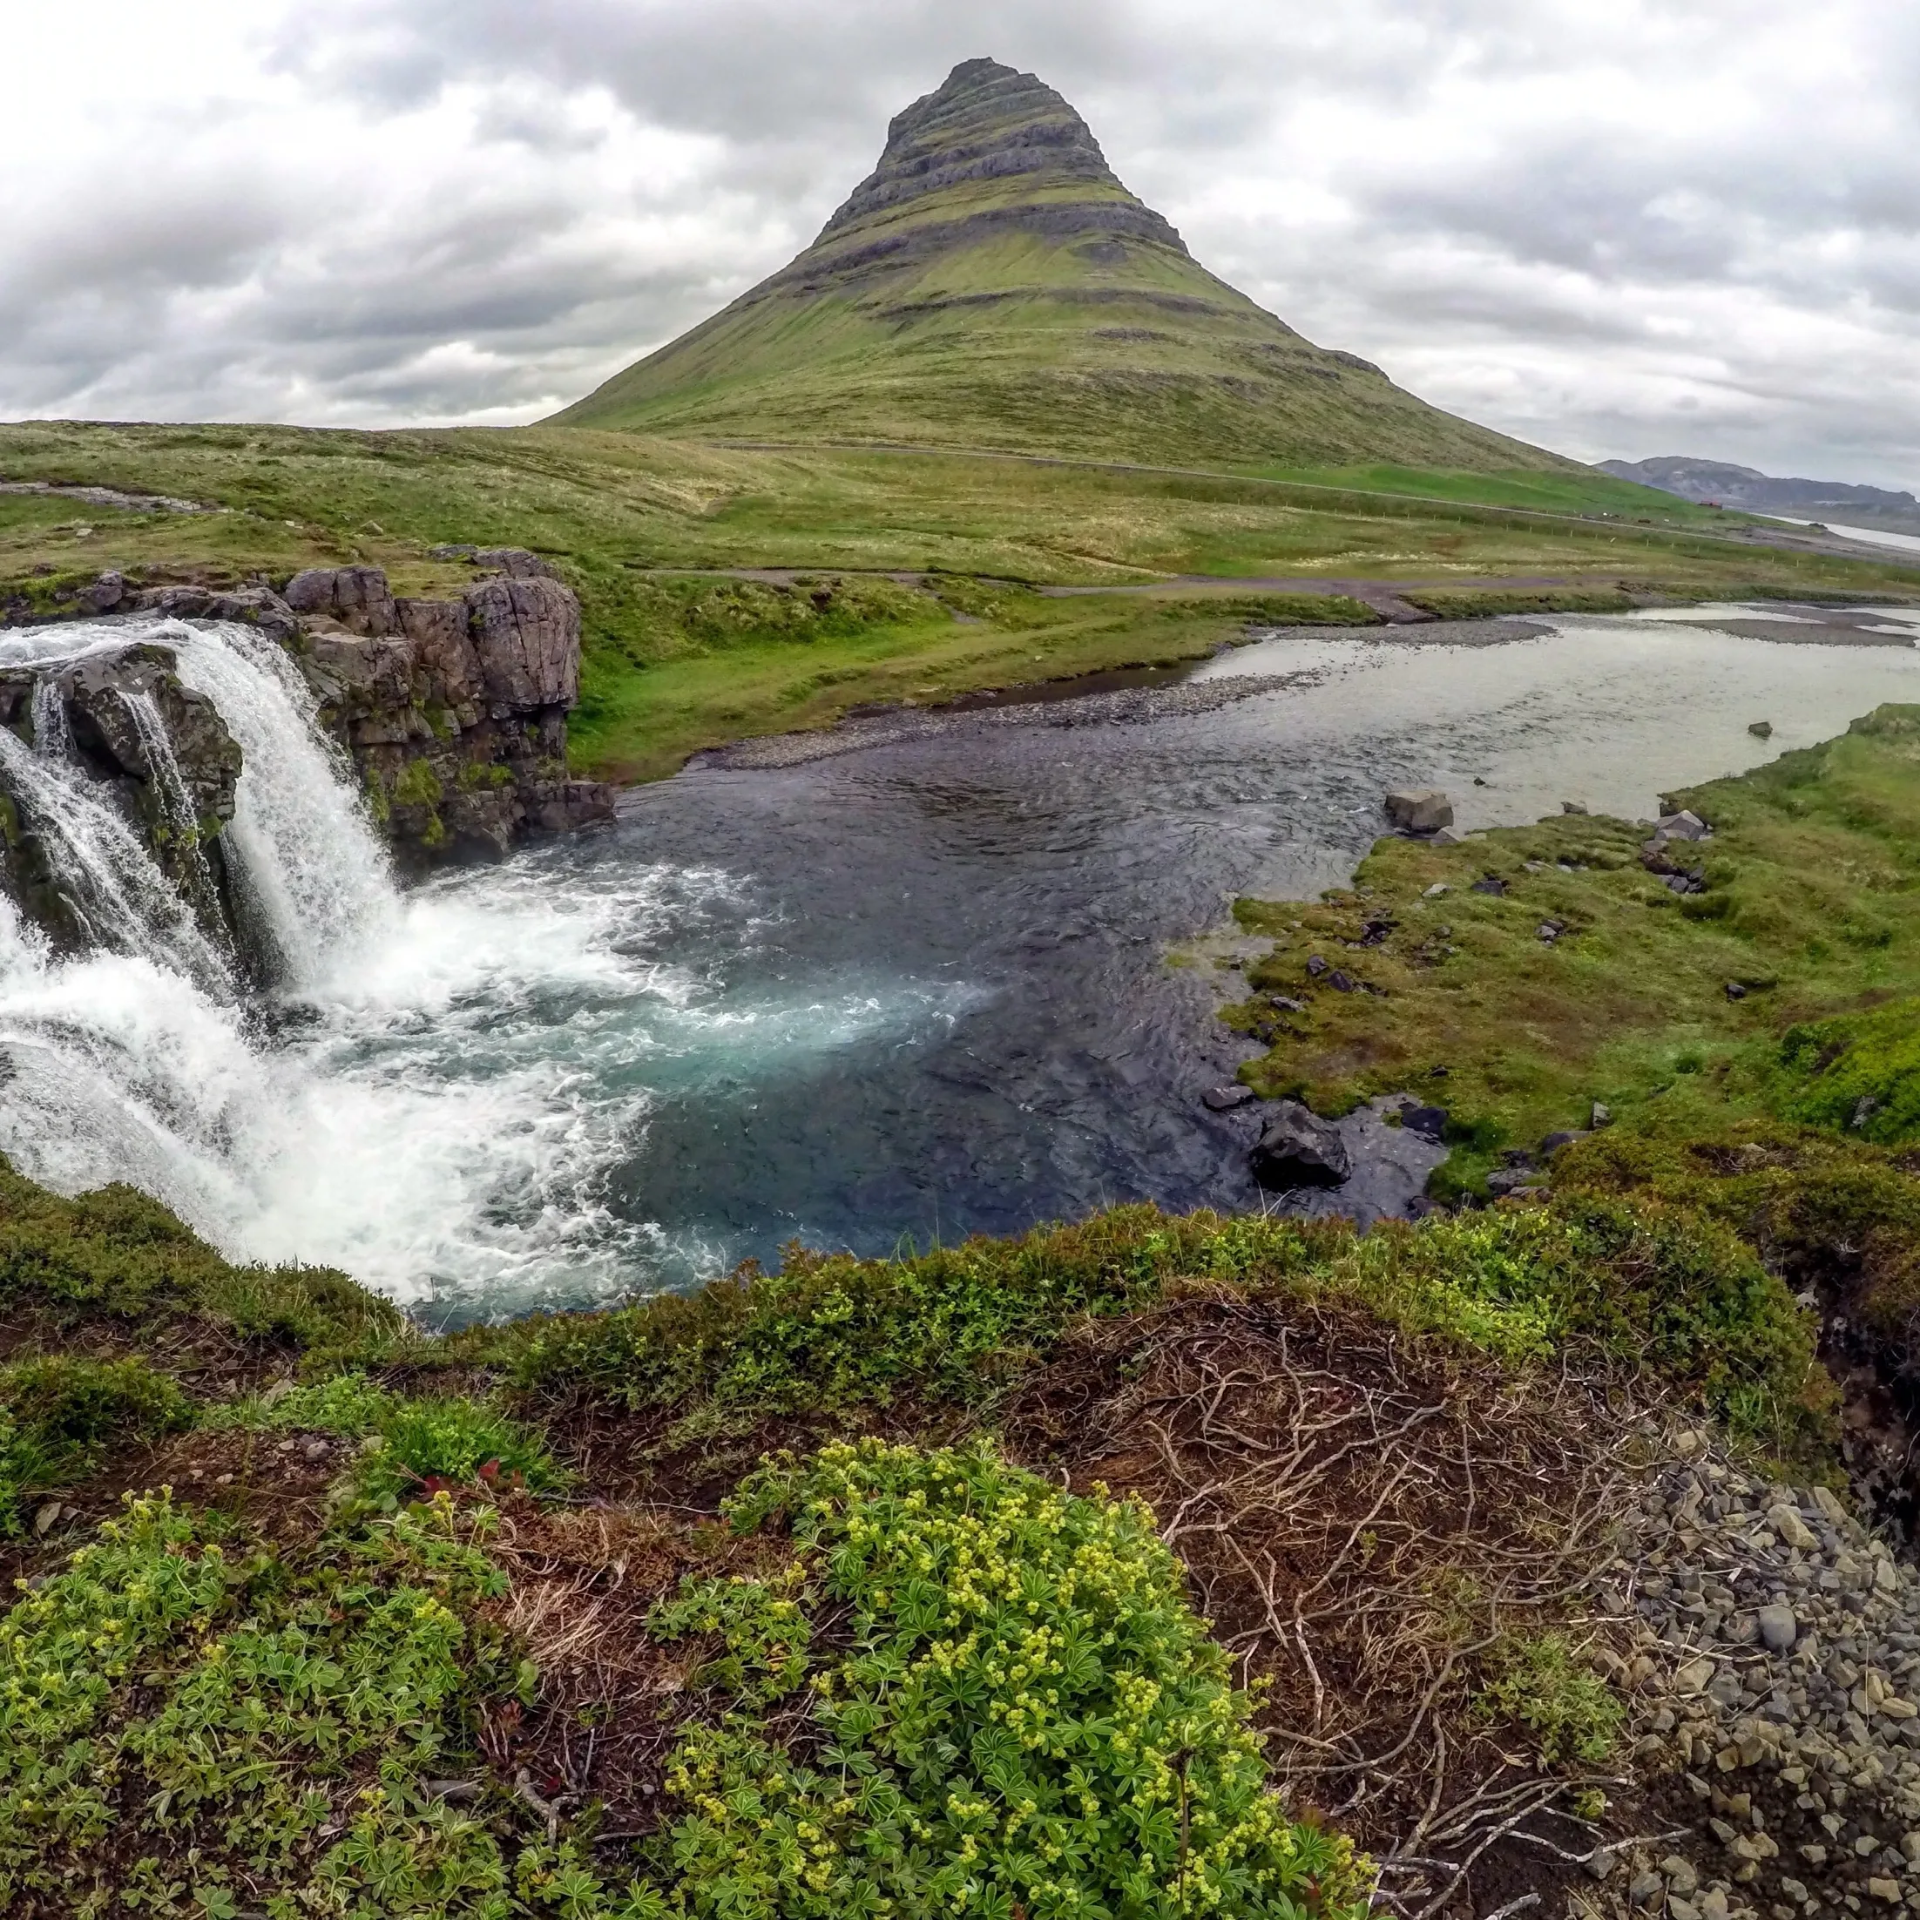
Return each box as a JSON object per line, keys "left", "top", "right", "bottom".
{"left": 0, "top": 602, "right": 1915, "bottom": 1323}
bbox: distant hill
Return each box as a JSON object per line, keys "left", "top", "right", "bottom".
{"left": 554, "top": 58, "right": 1574, "bottom": 473}
{"left": 1600, "top": 455, "right": 1919, "bottom": 518}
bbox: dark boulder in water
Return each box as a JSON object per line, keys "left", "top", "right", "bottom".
{"left": 1250, "top": 1100, "right": 1352, "bottom": 1190}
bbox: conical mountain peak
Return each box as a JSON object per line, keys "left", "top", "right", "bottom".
{"left": 555, "top": 62, "right": 1564, "bottom": 475}
{"left": 818, "top": 58, "right": 1183, "bottom": 255}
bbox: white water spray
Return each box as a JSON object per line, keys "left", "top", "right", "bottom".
{"left": 163, "top": 622, "right": 397, "bottom": 986}
{"left": 0, "top": 616, "right": 680, "bottom": 1310}
{"left": 0, "top": 722, "right": 235, "bottom": 994}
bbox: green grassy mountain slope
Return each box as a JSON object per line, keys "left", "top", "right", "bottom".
{"left": 555, "top": 58, "right": 1573, "bottom": 473}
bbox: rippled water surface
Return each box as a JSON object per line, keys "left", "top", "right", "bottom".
{"left": 468, "top": 607, "right": 1920, "bottom": 1316}
{"left": 5, "top": 608, "right": 1918, "bottom": 1321}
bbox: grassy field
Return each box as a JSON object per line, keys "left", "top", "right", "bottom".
{"left": 4, "top": 419, "right": 1918, "bottom": 780}
{"left": 1255, "top": 460, "right": 1745, "bottom": 523}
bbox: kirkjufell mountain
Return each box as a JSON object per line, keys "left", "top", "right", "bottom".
{"left": 556, "top": 58, "right": 1569, "bottom": 471}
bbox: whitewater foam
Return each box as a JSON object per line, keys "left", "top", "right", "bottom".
{"left": 0, "top": 616, "right": 981, "bottom": 1314}
{"left": 0, "top": 618, "right": 682, "bottom": 1308}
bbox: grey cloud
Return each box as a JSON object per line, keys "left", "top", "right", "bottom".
{"left": 6, "top": 0, "right": 1920, "bottom": 486}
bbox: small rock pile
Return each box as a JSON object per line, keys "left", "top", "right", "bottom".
{"left": 1594, "top": 1443, "right": 1920, "bottom": 1919}
{"left": 1641, "top": 809, "right": 1713, "bottom": 896}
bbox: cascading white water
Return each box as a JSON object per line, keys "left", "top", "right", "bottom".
{"left": 109, "top": 683, "right": 232, "bottom": 947}
{"left": 0, "top": 721, "right": 235, "bottom": 995}
{"left": 162, "top": 621, "right": 399, "bottom": 986}
{"left": 0, "top": 615, "right": 679, "bottom": 1309}
{"left": 29, "top": 678, "right": 74, "bottom": 758}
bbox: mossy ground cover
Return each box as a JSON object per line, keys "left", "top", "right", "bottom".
{"left": 4, "top": 421, "right": 1915, "bottom": 781}
{"left": 0, "top": 1161, "right": 400, "bottom": 1371}
{"left": 1227, "top": 705, "right": 1920, "bottom": 1202}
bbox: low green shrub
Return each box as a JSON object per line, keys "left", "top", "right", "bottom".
{"left": 641, "top": 1438, "right": 1366, "bottom": 1920}
{"left": 369, "top": 1395, "right": 562, "bottom": 1505}
{"left": 491, "top": 1205, "right": 1225, "bottom": 1416}
{"left": 648, "top": 1565, "right": 812, "bottom": 1708}
{"left": 0, "top": 1356, "right": 190, "bottom": 1535}
{"left": 494, "top": 1196, "right": 1822, "bottom": 1455}
{"left": 0, "top": 1491, "right": 526, "bottom": 1913}
{"left": 1384, "top": 1196, "right": 1821, "bottom": 1447}
{"left": 1772, "top": 999, "right": 1920, "bottom": 1145}
{"left": 216, "top": 1374, "right": 563, "bottom": 1507}
{"left": 1474, "top": 1633, "right": 1624, "bottom": 1767}
{"left": 1556, "top": 1120, "right": 1920, "bottom": 1380}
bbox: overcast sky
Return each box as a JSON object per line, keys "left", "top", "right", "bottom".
{"left": 8, "top": 0, "right": 1919, "bottom": 485}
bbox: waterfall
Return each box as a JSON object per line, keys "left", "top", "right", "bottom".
{"left": 29, "top": 678, "right": 74, "bottom": 758}
{"left": 0, "top": 614, "right": 670, "bottom": 1312}
{"left": 0, "top": 722, "right": 236, "bottom": 995}
{"left": 163, "top": 621, "right": 398, "bottom": 988}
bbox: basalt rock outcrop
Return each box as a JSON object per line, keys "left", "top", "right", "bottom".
{"left": 56, "top": 552, "right": 612, "bottom": 870}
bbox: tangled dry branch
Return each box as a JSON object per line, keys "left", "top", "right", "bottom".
{"left": 1003, "top": 1288, "right": 1649, "bottom": 1916}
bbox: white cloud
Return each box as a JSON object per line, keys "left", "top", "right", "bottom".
{"left": 7, "top": 0, "right": 1919, "bottom": 485}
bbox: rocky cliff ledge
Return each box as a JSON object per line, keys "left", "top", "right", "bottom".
{"left": 49, "top": 549, "right": 613, "bottom": 869}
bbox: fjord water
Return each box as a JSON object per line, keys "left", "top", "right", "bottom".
{"left": 0, "top": 609, "right": 1916, "bottom": 1322}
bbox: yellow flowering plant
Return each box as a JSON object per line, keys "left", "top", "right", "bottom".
{"left": 643, "top": 1439, "right": 1367, "bottom": 1920}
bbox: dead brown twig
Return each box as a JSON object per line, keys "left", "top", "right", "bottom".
{"left": 1002, "top": 1291, "right": 1652, "bottom": 1913}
